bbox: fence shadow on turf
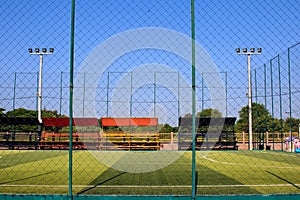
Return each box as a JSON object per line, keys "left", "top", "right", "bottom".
{"left": 266, "top": 171, "right": 300, "bottom": 190}
{"left": 77, "top": 171, "right": 126, "bottom": 195}
{"left": 0, "top": 171, "right": 58, "bottom": 185}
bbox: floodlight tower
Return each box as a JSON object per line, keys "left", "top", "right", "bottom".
{"left": 236, "top": 48, "right": 262, "bottom": 150}
{"left": 28, "top": 48, "right": 54, "bottom": 139}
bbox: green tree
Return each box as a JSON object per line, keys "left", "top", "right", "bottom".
{"left": 2, "top": 108, "right": 66, "bottom": 132}
{"left": 159, "top": 123, "right": 178, "bottom": 133}
{"left": 197, "top": 108, "right": 222, "bottom": 118}
{"left": 183, "top": 108, "right": 222, "bottom": 118}
{"left": 285, "top": 117, "right": 300, "bottom": 132}
{"left": 6, "top": 108, "right": 36, "bottom": 118}
{"left": 6, "top": 108, "right": 62, "bottom": 118}
{"left": 235, "top": 103, "right": 272, "bottom": 133}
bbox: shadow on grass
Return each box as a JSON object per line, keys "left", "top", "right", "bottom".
{"left": 77, "top": 156, "right": 260, "bottom": 195}
{"left": 77, "top": 170, "right": 126, "bottom": 195}
{"left": 266, "top": 171, "right": 300, "bottom": 190}
{"left": 0, "top": 151, "right": 67, "bottom": 169}
{"left": 196, "top": 164, "right": 259, "bottom": 195}
{"left": 0, "top": 171, "right": 58, "bottom": 185}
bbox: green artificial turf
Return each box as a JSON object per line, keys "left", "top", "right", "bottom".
{"left": 0, "top": 150, "right": 299, "bottom": 195}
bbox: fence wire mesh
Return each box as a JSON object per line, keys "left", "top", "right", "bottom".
{"left": 0, "top": 0, "right": 300, "bottom": 197}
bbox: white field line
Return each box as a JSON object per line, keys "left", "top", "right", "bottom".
{"left": 202, "top": 155, "right": 300, "bottom": 169}
{"left": 0, "top": 184, "right": 300, "bottom": 188}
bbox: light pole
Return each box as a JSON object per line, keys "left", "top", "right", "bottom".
{"left": 28, "top": 48, "right": 54, "bottom": 139}
{"left": 236, "top": 47, "right": 262, "bottom": 150}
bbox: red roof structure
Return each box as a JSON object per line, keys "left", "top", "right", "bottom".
{"left": 101, "top": 117, "right": 158, "bottom": 127}
{"left": 42, "top": 118, "right": 99, "bottom": 127}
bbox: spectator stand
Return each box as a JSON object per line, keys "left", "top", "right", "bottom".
{"left": 178, "top": 117, "right": 237, "bottom": 150}
{"left": 100, "top": 117, "right": 160, "bottom": 150}
{"left": 0, "top": 117, "right": 39, "bottom": 149}
{"left": 41, "top": 118, "right": 100, "bottom": 150}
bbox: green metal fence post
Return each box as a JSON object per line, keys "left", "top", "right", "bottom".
{"left": 270, "top": 58, "right": 274, "bottom": 150}
{"left": 254, "top": 69, "right": 258, "bottom": 149}
{"left": 154, "top": 72, "right": 156, "bottom": 117}
{"left": 264, "top": 64, "right": 267, "bottom": 109}
{"left": 277, "top": 54, "right": 283, "bottom": 151}
{"left": 201, "top": 73, "right": 204, "bottom": 112}
{"left": 263, "top": 63, "right": 267, "bottom": 147}
{"left": 287, "top": 42, "right": 300, "bottom": 152}
{"left": 130, "top": 71, "right": 133, "bottom": 117}
{"left": 13, "top": 72, "right": 17, "bottom": 114}
{"left": 225, "top": 71, "right": 228, "bottom": 117}
{"left": 288, "top": 47, "right": 292, "bottom": 152}
{"left": 254, "top": 69, "right": 257, "bottom": 103}
{"left": 191, "top": 0, "right": 196, "bottom": 199}
{"left": 69, "top": 0, "right": 76, "bottom": 199}
{"left": 178, "top": 71, "right": 180, "bottom": 118}
{"left": 83, "top": 72, "right": 86, "bottom": 117}
{"left": 106, "top": 72, "right": 110, "bottom": 117}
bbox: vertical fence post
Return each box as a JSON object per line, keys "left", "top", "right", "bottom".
{"left": 154, "top": 72, "right": 156, "bottom": 117}
{"left": 106, "top": 72, "right": 110, "bottom": 117}
{"left": 130, "top": 71, "right": 133, "bottom": 117}
{"left": 201, "top": 73, "right": 204, "bottom": 112}
{"left": 60, "top": 72, "right": 63, "bottom": 115}
{"left": 13, "top": 72, "right": 17, "bottom": 114}
{"left": 247, "top": 54, "right": 253, "bottom": 151}
{"left": 254, "top": 69, "right": 258, "bottom": 149}
{"left": 287, "top": 42, "right": 300, "bottom": 152}
{"left": 178, "top": 71, "right": 180, "bottom": 118}
{"left": 254, "top": 69, "right": 257, "bottom": 103}
{"left": 69, "top": 0, "right": 76, "bottom": 199}
{"left": 83, "top": 72, "right": 86, "bottom": 117}
{"left": 36, "top": 72, "right": 39, "bottom": 119}
{"left": 264, "top": 64, "right": 267, "bottom": 109}
{"left": 288, "top": 47, "right": 292, "bottom": 152}
{"left": 277, "top": 54, "right": 283, "bottom": 151}
{"left": 225, "top": 71, "right": 228, "bottom": 117}
{"left": 106, "top": 72, "right": 109, "bottom": 117}
{"left": 264, "top": 63, "right": 267, "bottom": 146}
{"left": 191, "top": 0, "right": 197, "bottom": 198}
{"left": 270, "top": 58, "right": 274, "bottom": 150}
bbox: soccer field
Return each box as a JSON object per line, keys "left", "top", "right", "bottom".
{"left": 0, "top": 150, "right": 300, "bottom": 195}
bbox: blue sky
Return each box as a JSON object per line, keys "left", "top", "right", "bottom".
{"left": 0, "top": 0, "right": 299, "bottom": 123}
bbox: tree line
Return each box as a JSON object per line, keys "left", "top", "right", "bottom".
{"left": 1, "top": 104, "right": 300, "bottom": 133}
{"left": 0, "top": 108, "right": 66, "bottom": 132}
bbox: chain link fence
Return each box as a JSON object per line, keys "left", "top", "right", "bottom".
{"left": 0, "top": 0, "right": 300, "bottom": 198}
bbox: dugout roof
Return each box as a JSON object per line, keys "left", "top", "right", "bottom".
{"left": 101, "top": 117, "right": 158, "bottom": 127}
{"left": 0, "top": 117, "right": 38, "bottom": 126}
{"left": 42, "top": 118, "right": 99, "bottom": 127}
{"left": 178, "top": 117, "right": 236, "bottom": 127}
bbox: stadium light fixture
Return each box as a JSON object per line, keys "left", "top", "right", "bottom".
{"left": 28, "top": 47, "right": 54, "bottom": 141}
{"left": 257, "top": 48, "right": 262, "bottom": 53}
{"left": 236, "top": 47, "right": 262, "bottom": 150}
